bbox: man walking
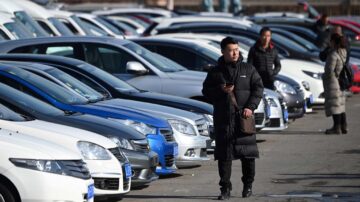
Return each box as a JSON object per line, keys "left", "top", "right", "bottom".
{"left": 202, "top": 37, "right": 263, "bottom": 200}
{"left": 247, "top": 27, "right": 281, "bottom": 90}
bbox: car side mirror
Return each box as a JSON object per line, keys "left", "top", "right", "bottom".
{"left": 202, "top": 64, "right": 215, "bottom": 72}
{"left": 126, "top": 61, "right": 149, "bottom": 75}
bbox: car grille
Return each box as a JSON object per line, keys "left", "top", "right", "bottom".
{"left": 108, "top": 147, "right": 128, "bottom": 162}
{"left": 160, "top": 129, "right": 175, "bottom": 142}
{"left": 255, "top": 113, "right": 265, "bottom": 125}
{"left": 131, "top": 139, "right": 150, "bottom": 153}
{"left": 61, "top": 160, "right": 91, "bottom": 180}
{"left": 195, "top": 118, "right": 209, "bottom": 136}
{"left": 269, "top": 118, "right": 281, "bottom": 127}
{"left": 164, "top": 155, "right": 175, "bottom": 167}
{"left": 93, "top": 178, "right": 119, "bottom": 190}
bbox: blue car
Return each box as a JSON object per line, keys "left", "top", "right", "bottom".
{"left": 0, "top": 63, "right": 178, "bottom": 175}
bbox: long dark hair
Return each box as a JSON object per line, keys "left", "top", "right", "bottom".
{"left": 330, "top": 33, "right": 346, "bottom": 49}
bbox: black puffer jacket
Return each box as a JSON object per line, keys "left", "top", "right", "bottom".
{"left": 202, "top": 56, "right": 264, "bottom": 160}
{"left": 247, "top": 41, "right": 281, "bottom": 89}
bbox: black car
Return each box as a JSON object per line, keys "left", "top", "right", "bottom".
{"left": 0, "top": 82, "right": 159, "bottom": 187}
{"left": 0, "top": 54, "right": 213, "bottom": 117}
{"left": 153, "top": 22, "right": 321, "bottom": 63}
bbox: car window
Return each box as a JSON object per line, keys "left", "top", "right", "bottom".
{"left": 4, "top": 21, "right": 34, "bottom": 39}
{"left": 45, "top": 46, "right": 75, "bottom": 58}
{"left": 57, "top": 18, "right": 79, "bottom": 35}
{"left": 36, "top": 20, "right": 56, "bottom": 36}
{"left": 0, "top": 29, "right": 10, "bottom": 40}
{"left": 0, "top": 103, "right": 28, "bottom": 121}
{"left": 48, "top": 17, "right": 74, "bottom": 36}
{"left": 0, "top": 68, "right": 88, "bottom": 105}
{"left": 83, "top": 43, "right": 137, "bottom": 74}
{"left": 0, "top": 83, "right": 64, "bottom": 116}
{"left": 14, "top": 11, "right": 49, "bottom": 37}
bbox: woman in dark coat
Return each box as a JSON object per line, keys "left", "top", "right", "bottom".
{"left": 202, "top": 37, "right": 263, "bottom": 200}
{"left": 322, "top": 33, "right": 348, "bottom": 134}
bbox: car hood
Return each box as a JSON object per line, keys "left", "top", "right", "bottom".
{"left": 45, "top": 114, "right": 146, "bottom": 140}
{"left": 74, "top": 104, "right": 169, "bottom": 128}
{"left": 0, "top": 119, "right": 117, "bottom": 149}
{"left": 96, "top": 99, "right": 205, "bottom": 124}
{"left": 281, "top": 59, "right": 324, "bottom": 73}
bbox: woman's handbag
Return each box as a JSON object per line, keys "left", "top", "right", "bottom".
{"left": 230, "top": 91, "right": 256, "bottom": 135}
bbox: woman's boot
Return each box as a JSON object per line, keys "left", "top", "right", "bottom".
{"left": 341, "top": 112, "right": 348, "bottom": 134}
{"left": 325, "top": 114, "right": 341, "bottom": 135}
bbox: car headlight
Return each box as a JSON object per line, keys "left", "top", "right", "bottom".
{"left": 266, "top": 98, "right": 278, "bottom": 107}
{"left": 203, "top": 114, "right": 213, "bottom": 125}
{"left": 168, "top": 119, "right": 196, "bottom": 136}
{"left": 108, "top": 136, "right": 135, "bottom": 151}
{"left": 302, "top": 70, "right": 323, "bottom": 80}
{"left": 111, "top": 119, "right": 156, "bottom": 135}
{"left": 9, "top": 158, "right": 91, "bottom": 179}
{"left": 302, "top": 81, "right": 311, "bottom": 91}
{"left": 274, "top": 80, "right": 297, "bottom": 95}
{"left": 77, "top": 141, "right": 112, "bottom": 160}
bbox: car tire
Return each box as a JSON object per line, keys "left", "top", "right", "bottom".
{"left": 0, "top": 183, "right": 16, "bottom": 202}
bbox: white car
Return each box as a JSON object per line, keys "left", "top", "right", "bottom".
{"left": 0, "top": 14, "right": 30, "bottom": 40}
{"left": 0, "top": 115, "right": 94, "bottom": 202}
{"left": 0, "top": 102, "right": 131, "bottom": 198}
{"left": 93, "top": 7, "right": 174, "bottom": 18}
{"left": 13, "top": 0, "right": 73, "bottom": 36}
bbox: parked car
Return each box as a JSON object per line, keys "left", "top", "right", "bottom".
{"left": 0, "top": 63, "right": 178, "bottom": 175}
{"left": 0, "top": 119, "right": 94, "bottom": 202}
{"left": 262, "top": 89, "right": 288, "bottom": 131}
{"left": 0, "top": 0, "right": 49, "bottom": 37}
{"left": 13, "top": 0, "right": 73, "bottom": 36}
{"left": 0, "top": 82, "right": 159, "bottom": 187}
{"left": 0, "top": 14, "right": 34, "bottom": 40}
{"left": 0, "top": 36, "right": 208, "bottom": 101}
{"left": 0, "top": 54, "right": 214, "bottom": 117}
{"left": 8, "top": 60, "right": 210, "bottom": 167}
{"left": 0, "top": 93, "right": 131, "bottom": 198}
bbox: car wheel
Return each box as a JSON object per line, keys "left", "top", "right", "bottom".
{"left": 0, "top": 183, "right": 16, "bottom": 202}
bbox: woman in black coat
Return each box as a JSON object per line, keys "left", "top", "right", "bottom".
{"left": 202, "top": 37, "right": 263, "bottom": 200}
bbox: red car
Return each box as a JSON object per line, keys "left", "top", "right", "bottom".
{"left": 329, "top": 19, "right": 360, "bottom": 41}
{"left": 350, "top": 64, "right": 360, "bottom": 93}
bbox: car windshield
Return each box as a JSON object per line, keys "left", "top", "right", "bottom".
{"left": 14, "top": 11, "right": 49, "bottom": 37}
{"left": 70, "top": 15, "right": 105, "bottom": 36}
{"left": 0, "top": 103, "right": 28, "bottom": 121}
{"left": 0, "top": 83, "right": 64, "bottom": 116}
{"left": 196, "top": 43, "right": 221, "bottom": 61}
{"left": 273, "top": 29, "right": 319, "bottom": 51}
{"left": 4, "top": 67, "right": 88, "bottom": 105}
{"left": 45, "top": 68, "right": 104, "bottom": 102}
{"left": 3, "top": 20, "right": 34, "bottom": 39}
{"left": 271, "top": 33, "right": 308, "bottom": 53}
{"left": 124, "top": 41, "right": 186, "bottom": 72}
{"left": 95, "top": 17, "right": 123, "bottom": 35}
{"left": 48, "top": 17, "right": 74, "bottom": 36}
{"left": 78, "top": 63, "right": 139, "bottom": 92}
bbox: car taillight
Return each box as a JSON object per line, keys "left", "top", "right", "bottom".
{"left": 356, "top": 35, "right": 360, "bottom": 41}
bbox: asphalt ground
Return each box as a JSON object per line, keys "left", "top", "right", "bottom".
{"left": 119, "top": 94, "right": 360, "bottom": 202}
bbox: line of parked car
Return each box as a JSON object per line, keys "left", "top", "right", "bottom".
{"left": 0, "top": 0, "right": 359, "bottom": 201}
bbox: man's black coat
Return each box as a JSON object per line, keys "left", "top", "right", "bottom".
{"left": 202, "top": 56, "right": 264, "bottom": 160}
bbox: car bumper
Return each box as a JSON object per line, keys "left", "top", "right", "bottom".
{"left": 173, "top": 133, "right": 210, "bottom": 167}
{"left": 5, "top": 166, "right": 94, "bottom": 202}
{"left": 123, "top": 150, "right": 159, "bottom": 187}
{"left": 147, "top": 134, "right": 178, "bottom": 175}
{"left": 86, "top": 159, "right": 129, "bottom": 196}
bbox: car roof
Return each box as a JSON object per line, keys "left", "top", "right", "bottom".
{"left": 0, "top": 36, "right": 130, "bottom": 51}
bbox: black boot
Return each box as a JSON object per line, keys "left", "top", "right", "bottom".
{"left": 340, "top": 112, "right": 348, "bottom": 134}
{"left": 218, "top": 188, "right": 230, "bottom": 200}
{"left": 242, "top": 184, "right": 252, "bottom": 198}
{"left": 325, "top": 114, "right": 341, "bottom": 135}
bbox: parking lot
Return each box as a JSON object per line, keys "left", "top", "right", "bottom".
{"left": 121, "top": 94, "right": 360, "bottom": 202}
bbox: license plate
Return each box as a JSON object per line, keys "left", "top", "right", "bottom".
{"left": 283, "top": 109, "right": 289, "bottom": 122}
{"left": 87, "top": 184, "right": 94, "bottom": 202}
{"left": 173, "top": 144, "right": 178, "bottom": 156}
{"left": 124, "top": 163, "right": 132, "bottom": 179}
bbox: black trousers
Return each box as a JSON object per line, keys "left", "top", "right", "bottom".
{"left": 218, "top": 158, "right": 255, "bottom": 192}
